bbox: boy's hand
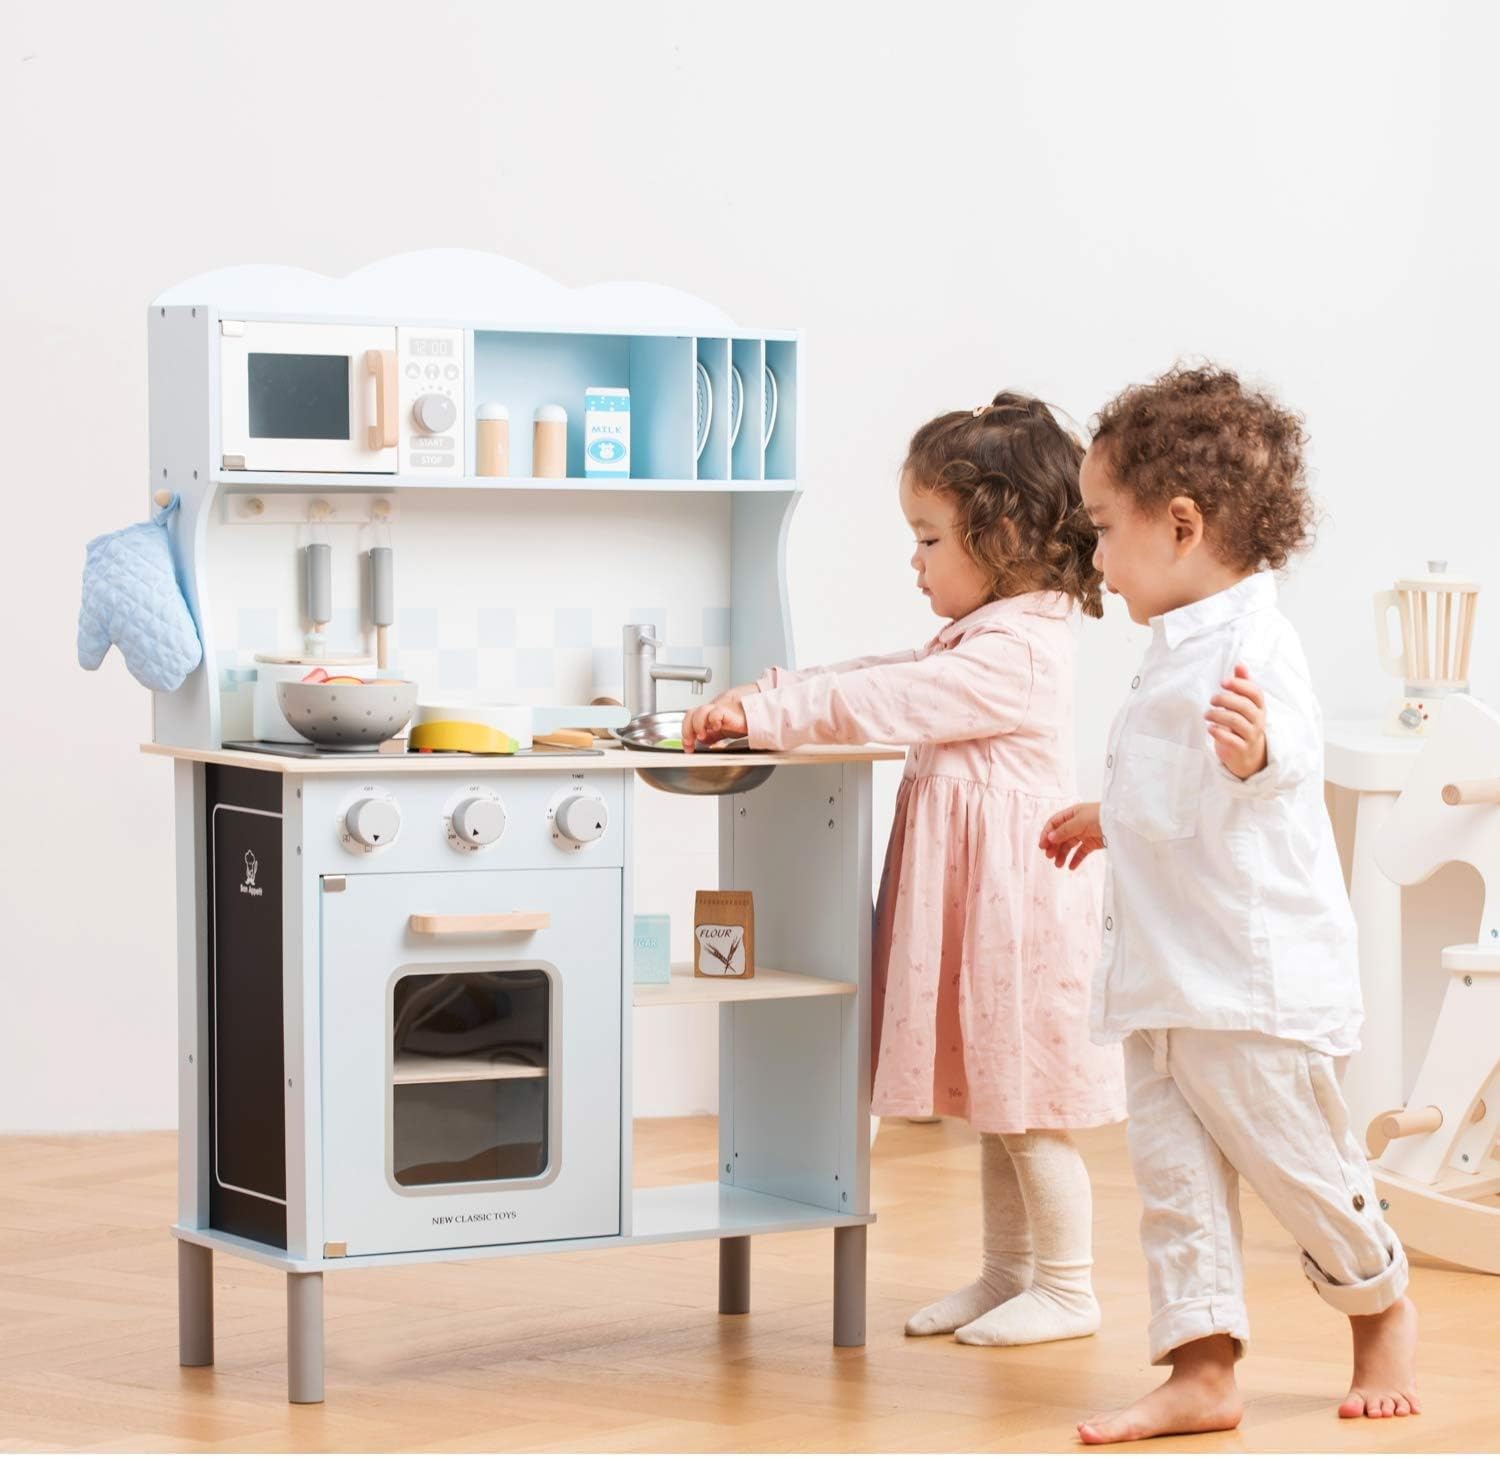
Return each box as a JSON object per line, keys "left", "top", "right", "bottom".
{"left": 1206, "top": 663, "right": 1268, "bottom": 779}
{"left": 682, "top": 695, "right": 751, "bottom": 751}
{"left": 1039, "top": 801, "right": 1104, "bottom": 870}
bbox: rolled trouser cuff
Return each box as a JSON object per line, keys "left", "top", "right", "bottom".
{"left": 1147, "top": 1296, "right": 1249, "bottom": 1367}
{"left": 1301, "top": 1238, "right": 1409, "bottom": 1316}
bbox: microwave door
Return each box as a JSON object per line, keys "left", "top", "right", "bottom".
{"left": 220, "top": 321, "right": 398, "bottom": 473}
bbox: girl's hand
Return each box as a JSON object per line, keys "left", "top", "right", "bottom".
{"left": 1039, "top": 802, "right": 1104, "bottom": 870}
{"left": 682, "top": 695, "right": 751, "bottom": 751}
{"left": 1205, "top": 663, "right": 1268, "bottom": 780}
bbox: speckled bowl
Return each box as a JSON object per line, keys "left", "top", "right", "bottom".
{"left": 277, "top": 679, "right": 417, "bottom": 747}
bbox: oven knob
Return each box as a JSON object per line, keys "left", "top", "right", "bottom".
{"left": 553, "top": 794, "right": 608, "bottom": 848}
{"left": 345, "top": 797, "right": 401, "bottom": 848}
{"left": 412, "top": 392, "right": 457, "bottom": 434}
{"left": 452, "top": 795, "right": 506, "bottom": 847}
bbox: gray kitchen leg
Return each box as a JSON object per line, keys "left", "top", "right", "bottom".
{"left": 287, "top": 1272, "right": 324, "bottom": 1404}
{"left": 177, "top": 1241, "right": 214, "bottom": 1367}
{"left": 719, "top": 1236, "right": 751, "bottom": 1315}
{"left": 833, "top": 1224, "right": 867, "bottom": 1347}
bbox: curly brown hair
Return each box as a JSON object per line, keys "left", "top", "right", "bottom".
{"left": 1089, "top": 364, "right": 1315, "bottom": 572}
{"left": 903, "top": 392, "right": 1103, "bottom": 618}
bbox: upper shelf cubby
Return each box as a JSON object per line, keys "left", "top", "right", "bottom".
{"left": 471, "top": 329, "right": 798, "bottom": 487}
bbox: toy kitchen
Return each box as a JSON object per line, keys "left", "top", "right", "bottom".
{"left": 138, "top": 250, "right": 899, "bottom": 1403}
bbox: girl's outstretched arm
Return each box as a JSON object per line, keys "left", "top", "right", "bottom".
{"left": 743, "top": 629, "right": 1033, "bottom": 750}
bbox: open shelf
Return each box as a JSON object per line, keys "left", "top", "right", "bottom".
{"left": 392, "top": 1052, "right": 547, "bottom": 1085}
{"left": 211, "top": 471, "right": 798, "bottom": 493}
{"left": 633, "top": 964, "right": 855, "bottom": 1008}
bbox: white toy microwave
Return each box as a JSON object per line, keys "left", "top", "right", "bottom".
{"left": 219, "top": 320, "right": 465, "bottom": 476}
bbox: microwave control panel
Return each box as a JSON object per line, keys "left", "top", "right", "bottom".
{"left": 397, "top": 326, "right": 465, "bottom": 477}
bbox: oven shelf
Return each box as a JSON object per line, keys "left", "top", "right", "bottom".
{"left": 392, "top": 1053, "right": 547, "bottom": 1085}
{"left": 632, "top": 965, "right": 855, "bottom": 1008}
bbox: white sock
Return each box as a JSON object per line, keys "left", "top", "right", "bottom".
{"left": 906, "top": 1133, "right": 1033, "bottom": 1335}
{"left": 956, "top": 1129, "right": 1101, "bottom": 1346}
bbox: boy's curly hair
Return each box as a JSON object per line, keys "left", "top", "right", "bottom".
{"left": 1090, "top": 364, "right": 1315, "bottom": 572}
{"left": 904, "top": 391, "right": 1103, "bottom": 618}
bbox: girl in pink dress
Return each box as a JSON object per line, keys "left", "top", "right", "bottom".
{"left": 683, "top": 393, "right": 1126, "bottom": 1348}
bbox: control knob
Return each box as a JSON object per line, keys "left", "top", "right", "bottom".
{"left": 451, "top": 795, "right": 506, "bottom": 848}
{"left": 553, "top": 793, "right": 608, "bottom": 849}
{"left": 412, "top": 392, "right": 457, "bottom": 434}
{"left": 345, "top": 797, "right": 401, "bottom": 849}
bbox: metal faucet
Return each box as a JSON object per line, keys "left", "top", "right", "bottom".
{"left": 623, "top": 623, "right": 712, "bottom": 718}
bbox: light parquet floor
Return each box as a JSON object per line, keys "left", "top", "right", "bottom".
{"left": 1, "top": 1117, "right": 1496, "bottom": 1452}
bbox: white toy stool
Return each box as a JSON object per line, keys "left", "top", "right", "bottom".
{"left": 1372, "top": 692, "right": 1500, "bottom": 1273}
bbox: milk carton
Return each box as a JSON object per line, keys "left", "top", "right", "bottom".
{"left": 584, "top": 386, "right": 630, "bottom": 478}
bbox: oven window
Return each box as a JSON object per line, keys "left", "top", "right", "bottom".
{"left": 247, "top": 353, "right": 351, "bottom": 440}
{"left": 391, "top": 969, "right": 550, "bottom": 1187}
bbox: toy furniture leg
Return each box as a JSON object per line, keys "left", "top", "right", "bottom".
{"left": 1344, "top": 789, "right": 1404, "bottom": 1131}
{"left": 833, "top": 1225, "right": 866, "bottom": 1347}
{"left": 287, "top": 1272, "right": 324, "bottom": 1404}
{"left": 177, "top": 1242, "right": 214, "bottom": 1367}
{"left": 719, "top": 1236, "right": 751, "bottom": 1314}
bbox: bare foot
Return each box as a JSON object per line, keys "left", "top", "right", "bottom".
{"left": 1340, "top": 1296, "right": 1421, "bottom": 1419}
{"left": 1078, "top": 1335, "right": 1242, "bottom": 1445}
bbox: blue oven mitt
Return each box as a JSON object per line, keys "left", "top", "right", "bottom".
{"left": 78, "top": 494, "right": 203, "bottom": 692}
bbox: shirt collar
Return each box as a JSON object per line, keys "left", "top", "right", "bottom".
{"left": 1152, "top": 571, "right": 1277, "bottom": 650}
{"left": 934, "top": 591, "right": 1072, "bottom": 647}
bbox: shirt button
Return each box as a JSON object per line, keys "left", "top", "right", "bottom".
{"left": 1353, "top": 1193, "right": 1366, "bottom": 1212}
{"left": 1131, "top": 675, "right": 1141, "bottom": 689}
{"left": 1106, "top": 754, "right": 1113, "bottom": 768}
{"left": 1104, "top": 915, "right": 1113, "bottom": 931}
{"left": 1101, "top": 834, "right": 1108, "bottom": 848}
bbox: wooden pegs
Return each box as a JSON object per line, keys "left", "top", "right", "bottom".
{"left": 1441, "top": 779, "right": 1500, "bottom": 806}
{"left": 153, "top": 489, "right": 173, "bottom": 508}
{"left": 1367, "top": 1103, "right": 1443, "bottom": 1158}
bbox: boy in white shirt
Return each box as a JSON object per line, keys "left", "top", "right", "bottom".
{"left": 1041, "top": 365, "right": 1418, "bottom": 1443}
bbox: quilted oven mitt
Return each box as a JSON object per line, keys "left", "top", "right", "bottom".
{"left": 77, "top": 496, "right": 202, "bottom": 692}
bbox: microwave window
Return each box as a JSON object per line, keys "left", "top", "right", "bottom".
{"left": 247, "top": 353, "right": 351, "bottom": 440}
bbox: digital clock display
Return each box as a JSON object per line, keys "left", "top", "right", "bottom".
{"left": 410, "top": 338, "right": 453, "bottom": 358}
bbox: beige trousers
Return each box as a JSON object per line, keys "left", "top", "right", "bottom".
{"left": 1124, "top": 1028, "right": 1408, "bottom": 1365}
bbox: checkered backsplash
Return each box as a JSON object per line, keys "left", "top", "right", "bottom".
{"left": 224, "top": 602, "right": 734, "bottom": 705}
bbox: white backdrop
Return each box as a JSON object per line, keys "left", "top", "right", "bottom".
{"left": 3, "top": 0, "right": 1495, "bottom": 1131}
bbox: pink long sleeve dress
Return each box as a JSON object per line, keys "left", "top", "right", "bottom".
{"left": 742, "top": 592, "right": 1126, "bottom": 1134}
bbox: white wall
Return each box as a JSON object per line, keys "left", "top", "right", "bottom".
{"left": 4, "top": 0, "right": 1495, "bottom": 1131}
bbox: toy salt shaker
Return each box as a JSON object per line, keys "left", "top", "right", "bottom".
{"left": 532, "top": 404, "right": 567, "bottom": 479}
{"left": 475, "top": 402, "right": 510, "bottom": 477}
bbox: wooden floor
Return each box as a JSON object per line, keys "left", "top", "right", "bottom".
{"left": 1, "top": 1117, "right": 1496, "bottom": 1453}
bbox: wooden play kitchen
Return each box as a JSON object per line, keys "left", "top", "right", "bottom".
{"left": 142, "top": 250, "right": 900, "bottom": 1402}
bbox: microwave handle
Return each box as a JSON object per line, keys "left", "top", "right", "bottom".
{"left": 365, "top": 349, "right": 399, "bottom": 450}
{"left": 408, "top": 911, "right": 550, "bottom": 936}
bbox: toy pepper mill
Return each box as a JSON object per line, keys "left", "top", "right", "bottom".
{"left": 1374, "top": 560, "right": 1481, "bottom": 735}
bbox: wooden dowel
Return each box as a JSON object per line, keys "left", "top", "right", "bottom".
{"left": 1416, "top": 593, "right": 1430, "bottom": 679}
{"left": 1379, "top": 1105, "right": 1443, "bottom": 1141}
{"left": 1399, "top": 591, "right": 1417, "bottom": 682}
{"left": 1441, "top": 779, "right": 1500, "bottom": 806}
{"left": 1458, "top": 593, "right": 1477, "bottom": 681}
{"left": 1439, "top": 592, "right": 1452, "bottom": 679}
{"left": 153, "top": 489, "right": 173, "bottom": 508}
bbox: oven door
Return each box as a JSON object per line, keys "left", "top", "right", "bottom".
{"left": 220, "top": 320, "right": 398, "bottom": 473}
{"left": 320, "top": 869, "right": 622, "bottom": 1256}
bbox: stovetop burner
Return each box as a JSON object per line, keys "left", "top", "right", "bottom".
{"left": 223, "top": 740, "right": 604, "bottom": 760}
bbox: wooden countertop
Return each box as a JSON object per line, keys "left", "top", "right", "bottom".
{"left": 141, "top": 741, "right": 905, "bottom": 775}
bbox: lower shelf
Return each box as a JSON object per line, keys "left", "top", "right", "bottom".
{"left": 172, "top": 1181, "right": 872, "bottom": 1273}
{"left": 633, "top": 966, "right": 854, "bottom": 1008}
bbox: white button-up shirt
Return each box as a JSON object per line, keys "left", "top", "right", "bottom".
{"left": 1091, "top": 572, "right": 1362, "bottom": 1056}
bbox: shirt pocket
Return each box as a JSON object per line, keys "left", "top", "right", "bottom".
{"left": 1112, "top": 732, "right": 1205, "bottom": 843}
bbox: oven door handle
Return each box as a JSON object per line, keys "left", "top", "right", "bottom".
{"left": 408, "top": 911, "right": 550, "bottom": 936}
{"left": 365, "top": 348, "right": 399, "bottom": 450}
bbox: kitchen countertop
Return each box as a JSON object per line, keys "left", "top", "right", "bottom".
{"left": 141, "top": 742, "right": 906, "bottom": 775}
